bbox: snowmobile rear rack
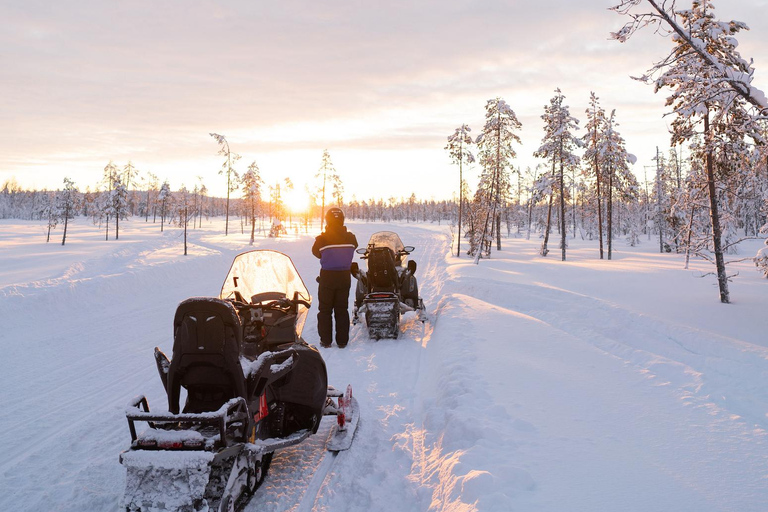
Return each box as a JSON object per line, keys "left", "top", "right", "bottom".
{"left": 124, "top": 396, "right": 248, "bottom": 450}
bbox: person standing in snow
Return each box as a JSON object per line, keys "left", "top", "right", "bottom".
{"left": 312, "top": 207, "right": 358, "bottom": 348}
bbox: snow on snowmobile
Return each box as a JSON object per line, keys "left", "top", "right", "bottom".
{"left": 351, "top": 231, "right": 426, "bottom": 339}
{"left": 120, "top": 250, "right": 359, "bottom": 512}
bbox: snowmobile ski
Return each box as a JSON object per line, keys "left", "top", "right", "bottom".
{"left": 326, "top": 385, "right": 360, "bottom": 452}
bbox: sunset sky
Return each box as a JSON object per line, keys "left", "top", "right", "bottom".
{"left": 2, "top": 0, "right": 767, "bottom": 201}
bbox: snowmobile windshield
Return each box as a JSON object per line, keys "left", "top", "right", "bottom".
{"left": 367, "top": 231, "right": 407, "bottom": 266}
{"left": 220, "top": 250, "right": 311, "bottom": 336}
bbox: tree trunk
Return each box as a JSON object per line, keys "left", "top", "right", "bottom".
{"left": 526, "top": 194, "right": 533, "bottom": 241}
{"left": 684, "top": 204, "right": 695, "bottom": 270}
{"left": 704, "top": 114, "right": 729, "bottom": 303}
{"left": 496, "top": 213, "right": 502, "bottom": 251}
{"left": 62, "top": 203, "right": 70, "bottom": 246}
{"left": 250, "top": 199, "right": 256, "bottom": 245}
{"left": 542, "top": 192, "right": 554, "bottom": 256}
{"left": 572, "top": 167, "right": 577, "bottom": 238}
{"left": 559, "top": 155, "right": 566, "bottom": 261}
{"left": 457, "top": 157, "right": 463, "bottom": 257}
{"left": 493, "top": 112, "right": 502, "bottom": 253}
{"left": 225, "top": 152, "right": 231, "bottom": 236}
{"left": 607, "top": 164, "right": 613, "bottom": 260}
{"left": 594, "top": 151, "right": 604, "bottom": 259}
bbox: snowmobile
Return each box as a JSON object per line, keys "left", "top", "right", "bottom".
{"left": 351, "top": 231, "right": 426, "bottom": 339}
{"left": 120, "top": 250, "right": 359, "bottom": 512}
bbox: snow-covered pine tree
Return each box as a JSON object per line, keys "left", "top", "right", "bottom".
{"left": 445, "top": 124, "right": 475, "bottom": 257}
{"left": 315, "top": 150, "right": 341, "bottom": 230}
{"left": 534, "top": 89, "right": 581, "bottom": 260}
{"left": 122, "top": 161, "right": 139, "bottom": 216}
{"left": 241, "top": 162, "right": 263, "bottom": 245}
{"left": 198, "top": 178, "right": 208, "bottom": 229}
{"left": 100, "top": 161, "right": 120, "bottom": 240}
{"left": 40, "top": 192, "right": 57, "bottom": 243}
{"left": 664, "top": 145, "right": 687, "bottom": 252}
{"left": 144, "top": 171, "right": 159, "bottom": 223}
{"left": 111, "top": 173, "right": 129, "bottom": 240}
{"left": 158, "top": 181, "right": 172, "bottom": 233}
{"left": 612, "top": 0, "right": 767, "bottom": 302}
{"left": 532, "top": 172, "right": 556, "bottom": 256}
{"left": 473, "top": 97, "right": 522, "bottom": 263}
{"left": 611, "top": 0, "right": 768, "bottom": 116}
{"left": 601, "top": 109, "right": 636, "bottom": 259}
{"left": 331, "top": 174, "right": 344, "bottom": 209}
{"left": 210, "top": 133, "right": 240, "bottom": 236}
{"left": 583, "top": 92, "right": 608, "bottom": 259}
{"left": 59, "top": 177, "right": 78, "bottom": 246}
{"left": 174, "top": 185, "right": 192, "bottom": 255}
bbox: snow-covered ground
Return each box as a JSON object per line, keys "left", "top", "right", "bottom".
{"left": 1, "top": 218, "right": 767, "bottom": 512}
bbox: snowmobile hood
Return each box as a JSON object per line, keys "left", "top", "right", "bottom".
{"left": 220, "top": 250, "right": 311, "bottom": 336}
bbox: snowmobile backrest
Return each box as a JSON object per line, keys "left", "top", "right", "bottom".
{"left": 368, "top": 247, "right": 399, "bottom": 293}
{"left": 167, "top": 298, "right": 247, "bottom": 414}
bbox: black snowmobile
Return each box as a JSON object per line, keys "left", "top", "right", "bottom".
{"left": 120, "top": 250, "right": 359, "bottom": 512}
{"left": 351, "top": 231, "right": 426, "bottom": 339}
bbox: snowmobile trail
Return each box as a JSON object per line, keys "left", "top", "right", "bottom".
{"left": 238, "top": 225, "right": 450, "bottom": 512}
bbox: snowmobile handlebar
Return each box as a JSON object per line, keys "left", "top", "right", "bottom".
{"left": 355, "top": 245, "right": 415, "bottom": 259}
{"left": 231, "top": 296, "right": 309, "bottom": 314}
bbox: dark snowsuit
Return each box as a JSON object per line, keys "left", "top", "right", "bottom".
{"left": 312, "top": 222, "right": 358, "bottom": 347}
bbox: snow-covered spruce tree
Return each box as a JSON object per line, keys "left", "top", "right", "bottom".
{"left": 674, "top": 145, "right": 712, "bottom": 269}
{"left": 602, "top": 110, "right": 637, "bottom": 259}
{"left": 534, "top": 88, "right": 581, "bottom": 260}
{"left": 664, "top": 146, "right": 687, "bottom": 251}
{"left": 613, "top": 0, "right": 767, "bottom": 303}
{"left": 473, "top": 97, "right": 522, "bottom": 263}
{"left": 173, "top": 186, "right": 192, "bottom": 255}
{"left": 331, "top": 174, "right": 344, "bottom": 209}
{"left": 122, "top": 161, "right": 140, "bottom": 216}
{"left": 241, "top": 161, "right": 264, "bottom": 245}
{"left": 197, "top": 177, "right": 208, "bottom": 229}
{"left": 58, "top": 177, "right": 78, "bottom": 246}
{"left": 521, "top": 166, "right": 539, "bottom": 240}
{"left": 143, "top": 171, "right": 159, "bottom": 223}
{"left": 445, "top": 124, "right": 475, "bottom": 257}
{"left": 40, "top": 192, "right": 57, "bottom": 242}
{"left": 583, "top": 92, "right": 608, "bottom": 258}
{"left": 110, "top": 173, "right": 129, "bottom": 240}
{"left": 100, "top": 161, "right": 120, "bottom": 240}
{"left": 532, "top": 172, "right": 556, "bottom": 256}
{"left": 210, "top": 133, "right": 240, "bottom": 236}
{"left": 158, "top": 181, "right": 172, "bottom": 233}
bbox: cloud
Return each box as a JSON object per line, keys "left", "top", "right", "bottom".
{"left": 2, "top": 0, "right": 767, "bottom": 197}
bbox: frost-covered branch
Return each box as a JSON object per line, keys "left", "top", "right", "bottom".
{"left": 611, "top": 0, "right": 768, "bottom": 117}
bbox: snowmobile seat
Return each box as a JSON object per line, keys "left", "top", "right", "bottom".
{"left": 368, "top": 247, "right": 399, "bottom": 293}
{"left": 167, "top": 298, "right": 247, "bottom": 414}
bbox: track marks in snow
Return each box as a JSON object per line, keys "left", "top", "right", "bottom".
{"left": 446, "top": 269, "right": 768, "bottom": 432}
{"left": 395, "top": 292, "right": 534, "bottom": 511}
